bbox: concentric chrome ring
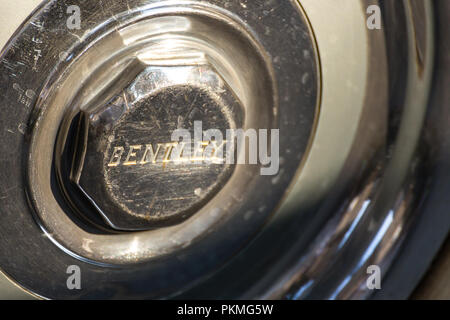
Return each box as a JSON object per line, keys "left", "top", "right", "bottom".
{"left": 0, "top": 0, "right": 319, "bottom": 298}
{"left": 0, "top": 0, "right": 449, "bottom": 300}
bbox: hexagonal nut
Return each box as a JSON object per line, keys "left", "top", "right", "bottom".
{"left": 69, "top": 62, "right": 244, "bottom": 231}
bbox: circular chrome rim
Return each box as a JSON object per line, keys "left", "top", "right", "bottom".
{"left": 0, "top": 0, "right": 319, "bottom": 298}
{"left": 0, "top": 0, "right": 448, "bottom": 300}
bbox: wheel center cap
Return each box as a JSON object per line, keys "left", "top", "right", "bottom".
{"left": 70, "top": 65, "right": 243, "bottom": 230}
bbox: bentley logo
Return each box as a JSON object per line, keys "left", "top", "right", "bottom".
{"left": 108, "top": 140, "right": 228, "bottom": 167}
{"left": 107, "top": 122, "right": 280, "bottom": 176}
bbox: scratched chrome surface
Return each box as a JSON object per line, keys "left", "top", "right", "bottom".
{"left": 0, "top": 0, "right": 319, "bottom": 298}
{"left": 0, "top": 0, "right": 448, "bottom": 300}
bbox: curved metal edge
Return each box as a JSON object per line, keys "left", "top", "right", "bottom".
{"left": 245, "top": 0, "right": 435, "bottom": 300}
{"left": 0, "top": 0, "right": 319, "bottom": 299}
{"left": 305, "top": 0, "right": 436, "bottom": 300}
{"left": 0, "top": 0, "right": 44, "bottom": 301}
{"left": 373, "top": 0, "right": 450, "bottom": 300}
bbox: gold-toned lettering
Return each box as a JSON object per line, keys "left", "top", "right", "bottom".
{"left": 108, "top": 146, "right": 125, "bottom": 167}
{"left": 140, "top": 144, "right": 162, "bottom": 164}
{"left": 124, "top": 145, "right": 142, "bottom": 166}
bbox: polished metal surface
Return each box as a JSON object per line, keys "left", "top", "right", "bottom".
{"left": 54, "top": 16, "right": 261, "bottom": 231}
{"left": 70, "top": 81, "right": 241, "bottom": 231}
{"left": 0, "top": 0, "right": 448, "bottom": 300}
{"left": 0, "top": 0, "right": 318, "bottom": 298}
{"left": 0, "top": 0, "right": 42, "bottom": 300}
